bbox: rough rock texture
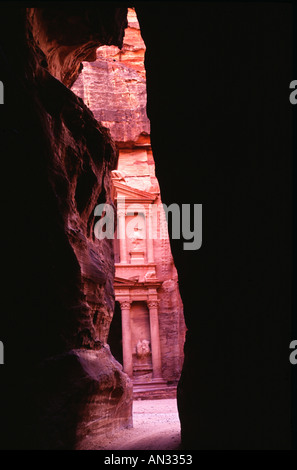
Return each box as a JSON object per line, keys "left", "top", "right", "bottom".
{"left": 27, "top": 6, "right": 127, "bottom": 87}
{"left": 72, "top": 8, "right": 186, "bottom": 385}
{"left": 72, "top": 9, "right": 149, "bottom": 143}
{"left": 1, "top": 3, "right": 291, "bottom": 452}
{"left": 0, "top": 5, "right": 131, "bottom": 450}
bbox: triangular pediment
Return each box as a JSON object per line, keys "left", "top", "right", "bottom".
{"left": 112, "top": 180, "right": 158, "bottom": 202}
{"left": 114, "top": 276, "right": 138, "bottom": 286}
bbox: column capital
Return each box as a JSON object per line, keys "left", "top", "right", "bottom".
{"left": 120, "top": 300, "right": 131, "bottom": 309}
{"left": 147, "top": 299, "right": 159, "bottom": 309}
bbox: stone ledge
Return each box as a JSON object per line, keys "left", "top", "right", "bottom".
{"left": 133, "top": 384, "right": 177, "bottom": 400}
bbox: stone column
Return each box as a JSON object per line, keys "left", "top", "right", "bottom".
{"left": 117, "top": 206, "right": 127, "bottom": 264}
{"left": 146, "top": 209, "right": 154, "bottom": 264}
{"left": 120, "top": 300, "right": 133, "bottom": 377}
{"left": 148, "top": 300, "right": 162, "bottom": 378}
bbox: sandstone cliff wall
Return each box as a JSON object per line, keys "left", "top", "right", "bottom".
{"left": 0, "top": 5, "right": 131, "bottom": 450}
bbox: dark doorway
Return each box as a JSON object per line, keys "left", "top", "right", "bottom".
{"left": 108, "top": 301, "right": 123, "bottom": 365}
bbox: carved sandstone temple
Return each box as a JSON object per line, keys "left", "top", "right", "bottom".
{"left": 72, "top": 8, "right": 186, "bottom": 397}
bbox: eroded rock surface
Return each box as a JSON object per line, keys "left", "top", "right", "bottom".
{"left": 72, "top": 8, "right": 149, "bottom": 143}
{"left": 27, "top": 6, "right": 127, "bottom": 87}
{"left": 0, "top": 5, "right": 131, "bottom": 450}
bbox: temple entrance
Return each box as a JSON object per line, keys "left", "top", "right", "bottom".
{"left": 108, "top": 301, "right": 123, "bottom": 366}
{"left": 130, "top": 301, "right": 153, "bottom": 380}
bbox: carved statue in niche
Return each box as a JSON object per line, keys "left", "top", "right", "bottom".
{"left": 136, "top": 339, "right": 151, "bottom": 359}
{"left": 131, "top": 225, "right": 145, "bottom": 250}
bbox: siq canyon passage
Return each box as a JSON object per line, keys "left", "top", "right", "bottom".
{"left": 71, "top": 8, "right": 186, "bottom": 399}
{"left": 0, "top": 6, "right": 185, "bottom": 450}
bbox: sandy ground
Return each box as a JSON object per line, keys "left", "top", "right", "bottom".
{"left": 94, "top": 399, "right": 181, "bottom": 451}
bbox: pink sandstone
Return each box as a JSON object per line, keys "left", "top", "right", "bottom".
{"left": 72, "top": 8, "right": 186, "bottom": 389}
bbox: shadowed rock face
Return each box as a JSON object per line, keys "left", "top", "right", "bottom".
{"left": 136, "top": 3, "right": 292, "bottom": 450}
{"left": 72, "top": 8, "right": 149, "bottom": 144}
{"left": 27, "top": 6, "right": 127, "bottom": 87}
{"left": 0, "top": 6, "right": 131, "bottom": 450}
{"left": 0, "top": 3, "right": 292, "bottom": 452}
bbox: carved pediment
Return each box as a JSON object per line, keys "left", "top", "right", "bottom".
{"left": 114, "top": 276, "right": 139, "bottom": 286}
{"left": 112, "top": 180, "right": 158, "bottom": 203}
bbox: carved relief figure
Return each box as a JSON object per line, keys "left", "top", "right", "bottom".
{"left": 136, "top": 339, "right": 151, "bottom": 358}
{"left": 131, "top": 225, "right": 144, "bottom": 249}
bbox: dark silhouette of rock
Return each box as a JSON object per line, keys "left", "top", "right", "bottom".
{"left": 0, "top": 5, "right": 130, "bottom": 450}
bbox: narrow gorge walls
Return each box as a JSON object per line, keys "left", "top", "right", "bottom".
{"left": 0, "top": 5, "right": 131, "bottom": 450}
{"left": 72, "top": 8, "right": 186, "bottom": 393}
{"left": 0, "top": 2, "right": 293, "bottom": 451}
{"left": 136, "top": 3, "right": 292, "bottom": 449}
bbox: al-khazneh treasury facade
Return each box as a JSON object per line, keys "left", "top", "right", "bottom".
{"left": 72, "top": 8, "right": 186, "bottom": 394}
